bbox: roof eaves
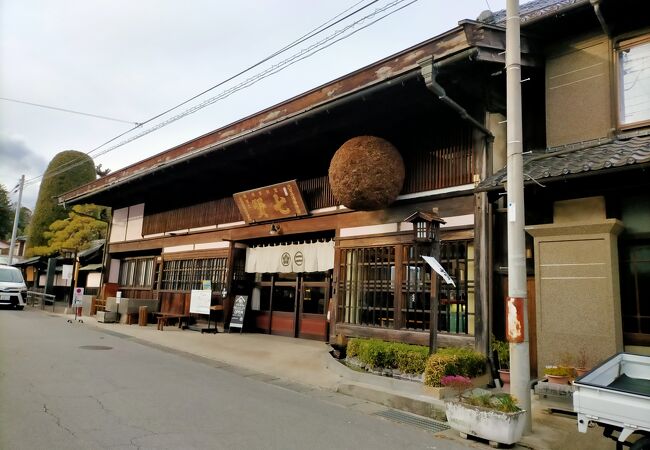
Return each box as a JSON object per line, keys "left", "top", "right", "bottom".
{"left": 60, "top": 69, "right": 424, "bottom": 205}
{"left": 60, "top": 24, "right": 482, "bottom": 205}
{"left": 476, "top": 133, "right": 650, "bottom": 192}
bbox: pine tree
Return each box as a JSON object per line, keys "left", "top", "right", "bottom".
{"left": 0, "top": 184, "right": 13, "bottom": 240}
{"left": 26, "top": 151, "right": 96, "bottom": 253}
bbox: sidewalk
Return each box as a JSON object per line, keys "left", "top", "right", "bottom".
{"left": 42, "top": 305, "right": 611, "bottom": 450}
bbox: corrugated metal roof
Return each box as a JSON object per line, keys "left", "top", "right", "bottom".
{"left": 477, "top": 133, "right": 650, "bottom": 191}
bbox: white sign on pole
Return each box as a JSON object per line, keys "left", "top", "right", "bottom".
{"left": 62, "top": 264, "right": 73, "bottom": 283}
{"left": 190, "top": 289, "right": 212, "bottom": 315}
{"left": 421, "top": 255, "right": 456, "bottom": 287}
{"left": 73, "top": 287, "right": 84, "bottom": 307}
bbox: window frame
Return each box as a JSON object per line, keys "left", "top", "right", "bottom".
{"left": 616, "top": 34, "right": 650, "bottom": 130}
{"left": 159, "top": 256, "right": 228, "bottom": 292}
{"left": 336, "top": 239, "right": 475, "bottom": 336}
{"left": 118, "top": 257, "right": 155, "bottom": 289}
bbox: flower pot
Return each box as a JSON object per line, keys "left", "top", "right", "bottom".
{"left": 498, "top": 369, "right": 510, "bottom": 385}
{"left": 546, "top": 374, "right": 570, "bottom": 384}
{"left": 445, "top": 401, "right": 526, "bottom": 446}
{"left": 575, "top": 367, "right": 590, "bottom": 378}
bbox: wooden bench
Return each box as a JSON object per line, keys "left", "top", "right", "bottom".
{"left": 155, "top": 313, "right": 190, "bottom": 331}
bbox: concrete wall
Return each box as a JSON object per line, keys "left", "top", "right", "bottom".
{"left": 526, "top": 197, "right": 623, "bottom": 375}
{"left": 546, "top": 34, "right": 612, "bottom": 147}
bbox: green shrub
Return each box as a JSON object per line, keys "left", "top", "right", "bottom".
{"left": 438, "top": 347, "right": 486, "bottom": 378}
{"left": 544, "top": 366, "right": 574, "bottom": 377}
{"left": 358, "top": 339, "right": 391, "bottom": 368}
{"left": 346, "top": 338, "right": 429, "bottom": 374}
{"left": 424, "top": 353, "right": 460, "bottom": 387}
{"left": 394, "top": 344, "right": 429, "bottom": 374}
{"left": 345, "top": 339, "right": 485, "bottom": 382}
{"left": 346, "top": 339, "right": 361, "bottom": 358}
{"left": 423, "top": 347, "right": 487, "bottom": 387}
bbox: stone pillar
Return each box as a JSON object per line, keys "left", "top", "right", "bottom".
{"left": 526, "top": 197, "right": 623, "bottom": 376}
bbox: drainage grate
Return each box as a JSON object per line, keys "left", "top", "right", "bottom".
{"left": 79, "top": 345, "right": 113, "bottom": 350}
{"left": 373, "top": 409, "right": 450, "bottom": 433}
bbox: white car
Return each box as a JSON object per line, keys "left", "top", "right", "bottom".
{"left": 0, "top": 265, "right": 27, "bottom": 310}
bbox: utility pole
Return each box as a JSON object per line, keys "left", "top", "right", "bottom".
{"left": 8, "top": 175, "right": 25, "bottom": 265}
{"left": 506, "top": 0, "right": 531, "bottom": 432}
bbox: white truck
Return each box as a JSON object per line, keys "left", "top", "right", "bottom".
{"left": 573, "top": 352, "right": 650, "bottom": 449}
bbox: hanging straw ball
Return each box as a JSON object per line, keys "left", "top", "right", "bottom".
{"left": 328, "top": 136, "right": 405, "bottom": 210}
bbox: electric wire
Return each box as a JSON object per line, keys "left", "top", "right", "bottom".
{"left": 22, "top": 0, "right": 381, "bottom": 187}
{"left": 87, "top": 0, "right": 416, "bottom": 161}
{"left": 23, "top": 0, "right": 418, "bottom": 188}
{"left": 0, "top": 97, "right": 138, "bottom": 125}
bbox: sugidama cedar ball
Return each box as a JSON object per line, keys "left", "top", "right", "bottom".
{"left": 328, "top": 136, "right": 405, "bottom": 210}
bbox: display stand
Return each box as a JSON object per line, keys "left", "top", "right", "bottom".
{"left": 188, "top": 289, "right": 224, "bottom": 334}
{"left": 201, "top": 305, "right": 223, "bottom": 334}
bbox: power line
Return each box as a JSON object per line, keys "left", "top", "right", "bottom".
{"left": 90, "top": 0, "right": 416, "bottom": 160}
{"left": 0, "top": 97, "right": 139, "bottom": 125}
{"left": 25, "top": 0, "right": 419, "bottom": 188}
{"left": 24, "top": 0, "right": 381, "bottom": 187}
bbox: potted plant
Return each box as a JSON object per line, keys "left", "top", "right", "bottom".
{"left": 492, "top": 338, "right": 510, "bottom": 385}
{"left": 544, "top": 366, "right": 573, "bottom": 384}
{"left": 442, "top": 375, "right": 526, "bottom": 446}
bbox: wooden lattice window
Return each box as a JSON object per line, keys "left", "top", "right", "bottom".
{"left": 160, "top": 257, "right": 228, "bottom": 292}
{"left": 118, "top": 257, "right": 155, "bottom": 289}
{"left": 337, "top": 246, "right": 395, "bottom": 328}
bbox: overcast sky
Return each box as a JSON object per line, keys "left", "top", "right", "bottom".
{"left": 0, "top": 0, "right": 507, "bottom": 209}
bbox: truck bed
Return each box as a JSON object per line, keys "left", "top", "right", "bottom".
{"left": 573, "top": 353, "right": 650, "bottom": 440}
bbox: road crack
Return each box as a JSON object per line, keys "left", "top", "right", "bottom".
{"left": 43, "top": 403, "right": 77, "bottom": 438}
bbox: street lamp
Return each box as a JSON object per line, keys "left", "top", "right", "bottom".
{"left": 404, "top": 208, "right": 445, "bottom": 355}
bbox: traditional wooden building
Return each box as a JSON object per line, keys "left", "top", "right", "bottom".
{"left": 477, "top": 0, "right": 650, "bottom": 373}
{"left": 62, "top": 12, "right": 537, "bottom": 350}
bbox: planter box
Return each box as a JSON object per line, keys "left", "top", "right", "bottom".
{"left": 96, "top": 311, "right": 117, "bottom": 323}
{"left": 445, "top": 401, "right": 526, "bottom": 446}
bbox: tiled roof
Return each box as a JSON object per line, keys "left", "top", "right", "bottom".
{"left": 477, "top": 133, "right": 650, "bottom": 191}
{"left": 484, "top": 0, "right": 587, "bottom": 25}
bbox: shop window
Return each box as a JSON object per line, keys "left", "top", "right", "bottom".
{"left": 338, "top": 246, "right": 395, "bottom": 328}
{"left": 272, "top": 284, "right": 297, "bottom": 312}
{"left": 303, "top": 286, "right": 327, "bottom": 314}
{"left": 617, "top": 36, "right": 650, "bottom": 128}
{"left": 160, "top": 257, "right": 228, "bottom": 291}
{"left": 438, "top": 241, "right": 475, "bottom": 335}
{"left": 118, "top": 257, "right": 155, "bottom": 289}
{"left": 337, "top": 241, "right": 474, "bottom": 335}
{"left": 401, "top": 244, "right": 432, "bottom": 331}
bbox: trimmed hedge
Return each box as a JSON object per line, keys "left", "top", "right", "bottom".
{"left": 345, "top": 338, "right": 486, "bottom": 383}
{"left": 423, "top": 347, "right": 486, "bottom": 387}
{"left": 346, "top": 338, "right": 429, "bottom": 374}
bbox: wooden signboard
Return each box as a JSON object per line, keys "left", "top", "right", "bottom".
{"left": 229, "top": 295, "right": 248, "bottom": 332}
{"left": 233, "top": 180, "right": 308, "bottom": 224}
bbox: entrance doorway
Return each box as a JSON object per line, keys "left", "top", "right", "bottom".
{"left": 252, "top": 272, "right": 330, "bottom": 340}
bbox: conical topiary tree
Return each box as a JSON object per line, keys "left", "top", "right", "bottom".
{"left": 26, "top": 150, "right": 96, "bottom": 254}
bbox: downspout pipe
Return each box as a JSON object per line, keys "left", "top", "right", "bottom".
{"left": 418, "top": 50, "right": 494, "bottom": 139}
{"left": 590, "top": 0, "right": 610, "bottom": 36}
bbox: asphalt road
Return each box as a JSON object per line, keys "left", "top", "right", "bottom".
{"left": 0, "top": 308, "right": 472, "bottom": 450}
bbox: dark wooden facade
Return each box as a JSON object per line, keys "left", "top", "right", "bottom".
{"left": 60, "top": 15, "right": 536, "bottom": 348}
